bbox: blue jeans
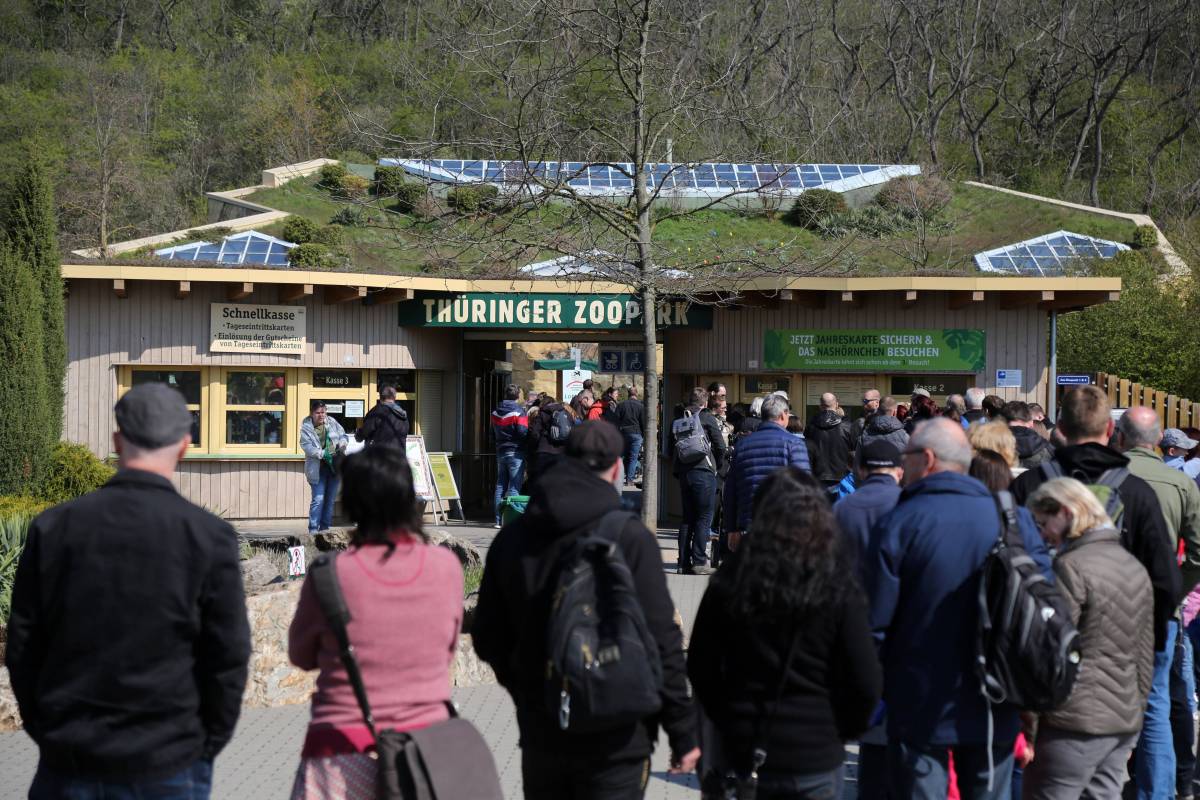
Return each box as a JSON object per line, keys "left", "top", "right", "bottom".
{"left": 1137, "top": 619, "right": 1177, "bottom": 799}
{"left": 756, "top": 765, "right": 844, "bottom": 799}
{"left": 622, "top": 432, "right": 643, "bottom": 483}
{"left": 307, "top": 466, "right": 339, "bottom": 532}
{"left": 679, "top": 470, "right": 717, "bottom": 569}
{"left": 30, "top": 758, "right": 213, "bottom": 799}
{"left": 888, "top": 741, "right": 1014, "bottom": 800}
{"left": 494, "top": 451, "right": 524, "bottom": 524}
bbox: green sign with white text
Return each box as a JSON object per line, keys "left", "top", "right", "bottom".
{"left": 398, "top": 293, "right": 712, "bottom": 330}
{"left": 764, "top": 329, "right": 986, "bottom": 372}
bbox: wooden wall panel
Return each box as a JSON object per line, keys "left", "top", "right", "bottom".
{"left": 65, "top": 279, "right": 456, "bottom": 519}
{"left": 665, "top": 293, "right": 1049, "bottom": 404}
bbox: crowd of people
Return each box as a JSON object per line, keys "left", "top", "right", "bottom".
{"left": 7, "top": 379, "right": 1200, "bottom": 800}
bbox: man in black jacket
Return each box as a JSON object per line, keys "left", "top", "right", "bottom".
{"left": 356, "top": 384, "right": 408, "bottom": 450}
{"left": 1000, "top": 400, "right": 1054, "bottom": 469}
{"left": 7, "top": 384, "right": 250, "bottom": 798}
{"left": 473, "top": 420, "right": 700, "bottom": 799}
{"left": 805, "top": 391, "right": 856, "bottom": 499}
{"left": 1010, "top": 385, "right": 1182, "bottom": 799}
{"left": 615, "top": 385, "right": 646, "bottom": 485}
{"left": 672, "top": 387, "right": 727, "bottom": 575}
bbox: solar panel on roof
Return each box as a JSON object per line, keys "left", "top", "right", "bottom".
{"left": 974, "top": 231, "right": 1129, "bottom": 276}
{"left": 154, "top": 230, "right": 297, "bottom": 267}
{"left": 378, "top": 158, "right": 919, "bottom": 197}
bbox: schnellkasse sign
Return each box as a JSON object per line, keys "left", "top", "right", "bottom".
{"left": 210, "top": 303, "right": 306, "bottom": 354}
{"left": 398, "top": 293, "right": 713, "bottom": 330}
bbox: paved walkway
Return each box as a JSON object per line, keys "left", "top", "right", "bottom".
{"left": 0, "top": 523, "right": 862, "bottom": 799}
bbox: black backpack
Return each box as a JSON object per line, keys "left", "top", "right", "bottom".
{"left": 544, "top": 509, "right": 663, "bottom": 732}
{"left": 547, "top": 407, "right": 574, "bottom": 446}
{"left": 976, "top": 491, "right": 1081, "bottom": 712}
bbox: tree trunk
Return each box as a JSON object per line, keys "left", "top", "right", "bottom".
{"left": 640, "top": 281, "right": 659, "bottom": 528}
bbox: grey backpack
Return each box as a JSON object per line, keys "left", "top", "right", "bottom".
{"left": 672, "top": 410, "right": 712, "bottom": 466}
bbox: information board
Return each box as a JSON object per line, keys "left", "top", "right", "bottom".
{"left": 764, "top": 329, "right": 986, "bottom": 372}
{"left": 404, "top": 436, "right": 435, "bottom": 501}
{"left": 428, "top": 452, "right": 461, "bottom": 502}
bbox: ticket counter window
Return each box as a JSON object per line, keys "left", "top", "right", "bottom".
{"left": 803, "top": 376, "right": 877, "bottom": 426}
{"left": 225, "top": 371, "right": 286, "bottom": 445}
{"left": 131, "top": 369, "right": 203, "bottom": 445}
{"left": 376, "top": 369, "right": 417, "bottom": 424}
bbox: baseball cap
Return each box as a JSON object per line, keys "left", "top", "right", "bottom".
{"left": 911, "top": 387, "right": 931, "bottom": 398}
{"left": 114, "top": 383, "right": 194, "bottom": 449}
{"left": 1162, "top": 428, "right": 1199, "bottom": 450}
{"left": 567, "top": 420, "right": 624, "bottom": 471}
{"left": 858, "top": 439, "right": 903, "bottom": 469}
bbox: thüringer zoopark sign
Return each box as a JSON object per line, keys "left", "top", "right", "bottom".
{"left": 398, "top": 292, "right": 713, "bottom": 330}
{"left": 764, "top": 329, "right": 987, "bottom": 372}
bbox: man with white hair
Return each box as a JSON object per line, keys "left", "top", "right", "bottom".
{"left": 963, "top": 387, "right": 987, "bottom": 426}
{"left": 723, "top": 393, "right": 810, "bottom": 552}
{"left": 864, "top": 418, "right": 1051, "bottom": 798}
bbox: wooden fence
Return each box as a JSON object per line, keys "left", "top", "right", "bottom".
{"left": 1095, "top": 372, "right": 1200, "bottom": 429}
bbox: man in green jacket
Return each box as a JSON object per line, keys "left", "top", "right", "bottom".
{"left": 1117, "top": 406, "right": 1200, "bottom": 593}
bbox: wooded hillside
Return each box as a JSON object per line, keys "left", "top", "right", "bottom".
{"left": 2, "top": 0, "right": 1198, "bottom": 261}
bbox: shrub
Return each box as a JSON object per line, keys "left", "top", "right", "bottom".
{"left": 38, "top": 442, "right": 114, "bottom": 505}
{"left": 185, "top": 227, "right": 232, "bottom": 242}
{"left": 337, "top": 174, "right": 370, "bottom": 199}
{"left": 447, "top": 184, "right": 500, "bottom": 215}
{"left": 0, "top": 510, "right": 35, "bottom": 623}
{"left": 0, "top": 243, "right": 51, "bottom": 495}
{"left": 289, "top": 242, "right": 338, "bottom": 269}
{"left": 394, "top": 183, "right": 428, "bottom": 214}
{"left": 330, "top": 206, "right": 369, "bottom": 227}
{"left": 282, "top": 216, "right": 319, "bottom": 244}
{"left": 373, "top": 166, "right": 407, "bottom": 197}
{"left": 0, "top": 495, "right": 51, "bottom": 518}
{"left": 1132, "top": 224, "right": 1159, "bottom": 250}
{"left": 875, "top": 175, "right": 953, "bottom": 219}
{"left": 312, "top": 225, "right": 345, "bottom": 246}
{"left": 317, "top": 162, "right": 348, "bottom": 189}
{"left": 784, "top": 189, "right": 848, "bottom": 229}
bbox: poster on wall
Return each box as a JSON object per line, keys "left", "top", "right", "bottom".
{"left": 210, "top": 303, "right": 306, "bottom": 354}
{"left": 763, "top": 329, "right": 986, "bottom": 372}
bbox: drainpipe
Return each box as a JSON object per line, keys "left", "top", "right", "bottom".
{"left": 1048, "top": 310, "right": 1058, "bottom": 423}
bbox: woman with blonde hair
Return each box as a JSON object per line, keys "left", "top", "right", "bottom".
{"left": 1021, "top": 477, "right": 1154, "bottom": 799}
{"left": 967, "top": 420, "right": 1019, "bottom": 472}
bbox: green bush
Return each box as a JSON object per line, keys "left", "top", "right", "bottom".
{"left": 1132, "top": 224, "right": 1159, "bottom": 250}
{"left": 0, "top": 495, "right": 51, "bottom": 518}
{"left": 875, "top": 175, "right": 953, "bottom": 218}
{"left": 282, "top": 216, "right": 319, "bottom": 244}
{"left": 373, "top": 166, "right": 407, "bottom": 197}
{"left": 816, "top": 205, "right": 916, "bottom": 239}
{"left": 394, "top": 183, "right": 428, "bottom": 214}
{"left": 312, "top": 225, "right": 345, "bottom": 246}
{"left": 289, "top": 242, "right": 338, "bottom": 269}
{"left": 37, "top": 442, "right": 114, "bottom": 504}
{"left": 0, "top": 510, "right": 35, "bottom": 623}
{"left": 447, "top": 184, "right": 500, "bottom": 215}
{"left": 0, "top": 243, "right": 51, "bottom": 495}
{"left": 317, "top": 162, "right": 348, "bottom": 189}
{"left": 784, "top": 189, "right": 848, "bottom": 229}
{"left": 337, "top": 174, "right": 370, "bottom": 199}
{"left": 330, "top": 206, "right": 368, "bottom": 227}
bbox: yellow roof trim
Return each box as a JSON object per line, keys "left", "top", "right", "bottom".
{"left": 61, "top": 263, "right": 1121, "bottom": 294}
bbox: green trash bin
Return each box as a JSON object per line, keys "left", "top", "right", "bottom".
{"left": 499, "top": 495, "right": 530, "bottom": 526}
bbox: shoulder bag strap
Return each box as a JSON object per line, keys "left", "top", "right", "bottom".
{"left": 1040, "top": 460, "right": 1064, "bottom": 481}
{"left": 994, "top": 490, "right": 1021, "bottom": 548}
{"left": 748, "top": 622, "right": 803, "bottom": 775}
{"left": 1095, "top": 467, "right": 1130, "bottom": 521}
{"left": 309, "top": 553, "right": 378, "bottom": 738}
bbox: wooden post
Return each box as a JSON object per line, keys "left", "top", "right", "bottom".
{"left": 1118, "top": 378, "right": 1130, "bottom": 408}
{"left": 1166, "top": 395, "right": 1178, "bottom": 429}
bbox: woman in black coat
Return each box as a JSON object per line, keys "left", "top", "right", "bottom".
{"left": 688, "top": 467, "right": 882, "bottom": 800}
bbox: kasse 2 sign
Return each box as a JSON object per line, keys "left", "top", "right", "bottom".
{"left": 397, "top": 293, "right": 713, "bottom": 330}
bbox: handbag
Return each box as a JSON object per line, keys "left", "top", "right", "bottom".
{"left": 308, "top": 553, "right": 504, "bottom": 800}
{"left": 702, "top": 623, "right": 802, "bottom": 800}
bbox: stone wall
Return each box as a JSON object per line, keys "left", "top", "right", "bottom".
{"left": 0, "top": 584, "right": 494, "bottom": 733}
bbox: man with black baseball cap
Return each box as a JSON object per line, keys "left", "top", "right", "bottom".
{"left": 474, "top": 420, "right": 700, "bottom": 798}
{"left": 7, "top": 383, "right": 251, "bottom": 799}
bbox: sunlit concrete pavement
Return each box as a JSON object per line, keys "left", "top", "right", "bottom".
{"left": 0, "top": 522, "right": 864, "bottom": 799}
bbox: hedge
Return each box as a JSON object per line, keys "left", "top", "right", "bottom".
{"left": 784, "top": 189, "right": 847, "bottom": 229}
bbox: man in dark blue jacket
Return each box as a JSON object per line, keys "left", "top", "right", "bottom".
{"left": 832, "top": 438, "right": 903, "bottom": 800}
{"left": 491, "top": 383, "right": 529, "bottom": 527}
{"left": 864, "top": 418, "right": 1051, "bottom": 799}
{"left": 834, "top": 440, "right": 904, "bottom": 572}
{"left": 723, "top": 393, "right": 811, "bottom": 552}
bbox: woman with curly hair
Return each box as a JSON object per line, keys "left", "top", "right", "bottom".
{"left": 688, "top": 467, "right": 882, "bottom": 799}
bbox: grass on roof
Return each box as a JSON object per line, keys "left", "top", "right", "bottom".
{"left": 244, "top": 179, "right": 1141, "bottom": 277}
